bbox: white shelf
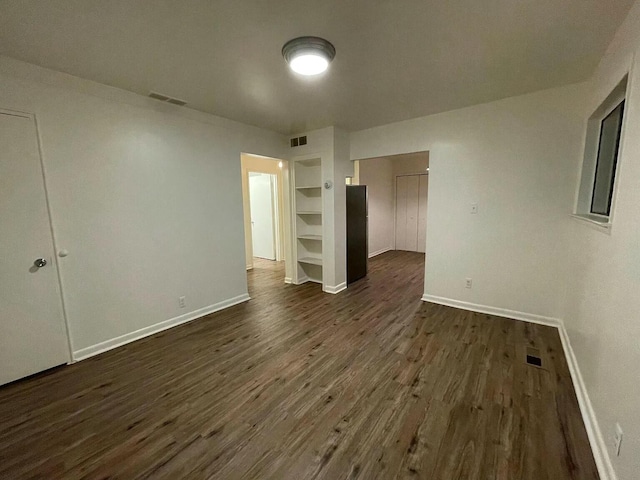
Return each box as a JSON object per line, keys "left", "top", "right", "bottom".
{"left": 297, "top": 211, "right": 322, "bottom": 215}
{"left": 297, "top": 234, "right": 322, "bottom": 241}
{"left": 298, "top": 256, "right": 323, "bottom": 266}
{"left": 296, "top": 185, "right": 322, "bottom": 190}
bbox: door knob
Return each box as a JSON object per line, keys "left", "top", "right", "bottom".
{"left": 34, "top": 258, "right": 47, "bottom": 268}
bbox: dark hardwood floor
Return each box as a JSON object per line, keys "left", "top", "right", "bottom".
{"left": 0, "top": 251, "right": 597, "bottom": 479}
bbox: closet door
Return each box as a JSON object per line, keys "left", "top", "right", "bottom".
{"left": 404, "top": 175, "right": 420, "bottom": 251}
{"left": 395, "top": 175, "right": 408, "bottom": 250}
{"left": 417, "top": 174, "right": 428, "bottom": 253}
{"left": 395, "top": 174, "right": 427, "bottom": 253}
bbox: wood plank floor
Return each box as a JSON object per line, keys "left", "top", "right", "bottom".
{"left": 0, "top": 251, "right": 598, "bottom": 479}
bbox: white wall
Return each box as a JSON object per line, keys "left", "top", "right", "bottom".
{"left": 357, "top": 157, "right": 394, "bottom": 257}
{"left": 0, "top": 56, "right": 286, "bottom": 358}
{"left": 351, "top": 4, "right": 640, "bottom": 476}
{"left": 351, "top": 83, "right": 588, "bottom": 320}
{"left": 562, "top": 1, "right": 640, "bottom": 478}
{"left": 332, "top": 127, "right": 351, "bottom": 289}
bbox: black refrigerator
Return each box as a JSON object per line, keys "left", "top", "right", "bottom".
{"left": 346, "top": 185, "right": 368, "bottom": 284}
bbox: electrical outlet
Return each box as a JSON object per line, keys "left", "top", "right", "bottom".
{"left": 614, "top": 423, "right": 623, "bottom": 456}
{"left": 179, "top": 296, "right": 186, "bottom": 308}
{"left": 470, "top": 202, "right": 478, "bottom": 214}
{"left": 465, "top": 278, "right": 472, "bottom": 289}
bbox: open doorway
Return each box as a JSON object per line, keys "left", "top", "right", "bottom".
{"left": 240, "top": 153, "right": 292, "bottom": 286}
{"left": 248, "top": 172, "right": 278, "bottom": 260}
{"left": 352, "top": 151, "right": 429, "bottom": 257}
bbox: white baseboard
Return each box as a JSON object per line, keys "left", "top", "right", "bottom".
{"left": 421, "top": 294, "right": 561, "bottom": 327}
{"left": 72, "top": 293, "right": 251, "bottom": 361}
{"left": 246, "top": 264, "right": 253, "bottom": 271}
{"left": 369, "top": 247, "right": 392, "bottom": 258}
{"left": 421, "top": 293, "right": 615, "bottom": 480}
{"left": 324, "top": 282, "right": 347, "bottom": 295}
{"left": 557, "top": 323, "right": 617, "bottom": 480}
{"left": 284, "top": 277, "right": 292, "bottom": 284}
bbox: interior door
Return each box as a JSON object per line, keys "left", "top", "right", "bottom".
{"left": 417, "top": 174, "right": 428, "bottom": 253}
{"left": 0, "top": 111, "right": 69, "bottom": 386}
{"left": 395, "top": 174, "right": 427, "bottom": 253}
{"left": 395, "top": 175, "right": 408, "bottom": 250}
{"left": 404, "top": 175, "right": 420, "bottom": 251}
{"left": 249, "top": 172, "right": 276, "bottom": 260}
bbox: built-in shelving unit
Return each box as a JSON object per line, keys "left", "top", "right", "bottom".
{"left": 293, "top": 157, "right": 323, "bottom": 285}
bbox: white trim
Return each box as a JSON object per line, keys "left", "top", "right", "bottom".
{"left": 30, "top": 110, "right": 76, "bottom": 363}
{"left": 557, "top": 323, "right": 617, "bottom": 480}
{"left": 284, "top": 277, "right": 293, "bottom": 284}
{"left": 293, "top": 275, "right": 309, "bottom": 285}
{"left": 421, "top": 293, "right": 615, "bottom": 480}
{"left": 72, "top": 293, "right": 251, "bottom": 361}
{"left": 570, "top": 214, "right": 612, "bottom": 233}
{"left": 421, "top": 294, "right": 561, "bottom": 327}
{"left": 246, "top": 264, "right": 253, "bottom": 270}
{"left": 369, "top": 247, "right": 392, "bottom": 258}
{"left": 324, "top": 282, "right": 347, "bottom": 295}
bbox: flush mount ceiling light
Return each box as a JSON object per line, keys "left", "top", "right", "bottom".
{"left": 282, "top": 36, "right": 336, "bottom": 76}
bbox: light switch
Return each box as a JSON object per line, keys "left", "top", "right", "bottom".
{"left": 470, "top": 203, "right": 478, "bottom": 214}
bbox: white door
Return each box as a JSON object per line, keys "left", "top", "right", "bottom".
{"left": 395, "top": 174, "right": 427, "bottom": 253}
{"left": 0, "top": 111, "right": 69, "bottom": 386}
{"left": 395, "top": 175, "right": 408, "bottom": 250}
{"left": 249, "top": 172, "right": 276, "bottom": 260}
{"left": 417, "top": 174, "right": 428, "bottom": 253}
{"left": 404, "top": 175, "right": 420, "bottom": 251}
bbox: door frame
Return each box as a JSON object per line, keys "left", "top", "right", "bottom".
{"left": 240, "top": 154, "right": 292, "bottom": 279}
{"left": 1, "top": 107, "right": 74, "bottom": 364}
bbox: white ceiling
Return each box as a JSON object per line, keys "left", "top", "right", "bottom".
{"left": 0, "top": 0, "right": 633, "bottom": 134}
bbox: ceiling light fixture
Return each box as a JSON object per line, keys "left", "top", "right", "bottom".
{"left": 282, "top": 36, "right": 336, "bottom": 76}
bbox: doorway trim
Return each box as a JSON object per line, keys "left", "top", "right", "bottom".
{"left": 240, "top": 153, "right": 293, "bottom": 282}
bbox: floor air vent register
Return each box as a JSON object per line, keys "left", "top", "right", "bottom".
{"left": 526, "top": 347, "right": 543, "bottom": 367}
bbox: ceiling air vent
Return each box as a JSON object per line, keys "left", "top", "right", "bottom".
{"left": 148, "top": 92, "right": 170, "bottom": 101}
{"left": 166, "top": 98, "right": 187, "bottom": 106}
{"left": 290, "top": 135, "right": 308, "bottom": 148}
{"left": 148, "top": 92, "right": 187, "bottom": 106}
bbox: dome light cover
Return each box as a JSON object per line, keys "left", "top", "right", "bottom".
{"left": 282, "top": 36, "right": 336, "bottom": 76}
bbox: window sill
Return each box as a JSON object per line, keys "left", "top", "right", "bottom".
{"left": 570, "top": 214, "right": 612, "bottom": 233}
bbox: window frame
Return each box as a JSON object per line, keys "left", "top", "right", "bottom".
{"left": 573, "top": 75, "right": 628, "bottom": 230}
